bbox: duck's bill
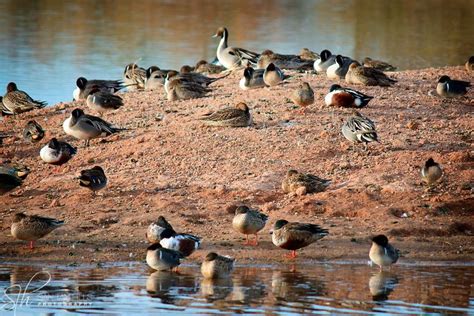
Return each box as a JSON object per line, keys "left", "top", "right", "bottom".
{"left": 211, "top": 34, "right": 218, "bottom": 38}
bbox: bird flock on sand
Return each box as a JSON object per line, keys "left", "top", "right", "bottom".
{"left": 1, "top": 26, "right": 471, "bottom": 278}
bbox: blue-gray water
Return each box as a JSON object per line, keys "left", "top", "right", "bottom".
{"left": 0, "top": 262, "right": 473, "bottom": 315}
{"left": 0, "top": 0, "right": 473, "bottom": 106}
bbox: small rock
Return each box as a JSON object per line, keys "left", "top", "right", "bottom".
{"left": 295, "top": 187, "right": 307, "bottom": 196}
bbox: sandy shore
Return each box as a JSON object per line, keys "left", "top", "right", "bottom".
{"left": 0, "top": 66, "right": 473, "bottom": 265}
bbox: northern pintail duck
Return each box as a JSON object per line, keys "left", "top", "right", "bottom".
{"left": 123, "top": 63, "right": 146, "bottom": 91}
{"left": 77, "top": 166, "right": 107, "bottom": 194}
{"left": 271, "top": 219, "right": 329, "bottom": 258}
{"left": 213, "top": 27, "right": 260, "bottom": 69}
{"left": 342, "top": 110, "right": 378, "bottom": 147}
{"left": 86, "top": 87, "right": 124, "bottom": 116}
{"left": 369, "top": 235, "right": 399, "bottom": 271}
{"left": 2, "top": 82, "right": 47, "bottom": 114}
{"left": 257, "top": 49, "right": 314, "bottom": 70}
{"left": 200, "top": 102, "right": 252, "bottom": 127}
{"left": 201, "top": 252, "right": 235, "bottom": 279}
{"left": 363, "top": 57, "right": 397, "bottom": 71}
{"left": 436, "top": 75, "right": 470, "bottom": 98}
{"left": 145, "top": 66, "right": 169, "bottom": 90}
{"left": 263, "top": 63, "right": 289, "bottom": 86}
{"left": 73, "top": 77, "right": 123, "bottom": 101}
{"left": 63, "top": 108, "right": 125, "bottom": 147}
{"left": 146, "top": 243, "right": 183, "bottom": 271}
{"left": 466, "top": 56, "right": 474, "bottom": 73}
{"left": 232, "top": 205, "right": 268, "bottom": 246}
{"left": 165, "top": 70, "right": 226, "bottom": 93}
{"left": 0, "top": 164, "right": 29, "bottom": 195}
{"left": 146, "top": 216, "right": 174, "bottom": 243}
{"left": 0, "top": 96, "right": 13, "bottom": 115}
{"left": 11, "top": 212, "right": 64, "bottom": 249}
{"left": 290, "top": 82, "right": 314, "bottom": 110}
{"left": 180, "top": 65, "right": 195, "bottom": 73}
{"left": 324, "top": 84, "right": 373, "bottom": 108}
{"left": 326, "top": 55, "right": 355, "bottom": 79}
{"left": 194, "top": 60, "right": 226, "bottom": 74}
{"left": 282, "top": 169, "right": 331, "bottom": 195}
{"left": 239, "top": 66, "right": 266, "bottom": 90}
{"left": 40, "top": 138, "right": 77, "bottom": 166}
{"left": 166, "top": 76, "right": 211, "bottom": 101}
{"left": 346, "top": 62, "right": 396, "bottom": 86}
{"left": 23, "top": 120, "right": 45, "bottom": 143}
{"left": 421, "top": 158, "right": 443, "bottom": 186}
{"left": 159, "top": 229, "right": 201, "bottom": 257}
{"left": 299, "top": 48, "right": 319, "bottom": 61}
{"left": 313, "top": 49, "right": 336, "bottom": 72}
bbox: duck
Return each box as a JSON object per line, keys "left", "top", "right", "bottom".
{"left": 146, "top": 216, "right": 175, "bottom": 243}
{"left": 166, "top": 77, "right": 211, "bottom": 101}
{"left": 324, "top": 84, "right": 373, "bottom": 108}
{"left": 263, "top": 63, "right": 289, "bottom": 86}
{"left": 23, "top": 120, "right": 45, "bottom": 143}
{"left": 11, "top": 212, "right": 64, "bottom": 249}
{"left": 200, "top": 102, "right": 252, "bottom": 127}
{"left": 0, "top": 96, "right": 13, "bottom": 116}
{"left": 342, "top": 110, "right": 378, "bottom": 147}
{"left": 159, "top": 228, "right": 201, "bottom": 257}
{"left": 63, "top": 108, "right": 125, "bottom": 147}
{"left": 40, "top": 138, "right": 77, "bottom": 166}
{"left": 363, "top": 57, "right": 397, "bottom": 71}
{"left": 313, "top": 49, "right": 336, "bottom": 72}
{"left": 369, "top": 235, "right": 399, "bottom": 270}
{"left": 77, "top": 166, "right": 107, "bottom": 195}
{"left": 2, "top": 82, "right": 47, "bottom": 114}
{"left": 213, "top": 27, "right": 260, "bottom": 69}
{"left": 282, "top": 169, "right": 331, "bottom": 195}
{"left": 201, "top": 252, "right": 235, "bottom": 279}
{"left": 73, "top": 77, "right": 123, "bottom": 101}
{"left": 144, "top": 66, "right": 169, "bottom": 90}
{"left": 290, "top": 82, "right": 314, "bottom": 110}
{"left": 326, "top": 55, "right": 355, "bottom": 79}
{"left": 146, "top": 243, "right": 183, "bottom": 272}
{"left": 271, "top": 219, "right": 329, "bottom": 258}
{"left": 345, "top": 62, "right": 396, "bottom": 86}
{"left": 299, "top": 48, "right": 319, "bottom": 61}
{"left": 239, "top": 66, "right": 266, "bottom": 90}
{"left": 123, "top": 63, "right": 146, "bottom": 91}
{"left": 86, "top": 87, "right": 124, "bottom": 116}
{"left": 0, "top": 164, "right": 29, "bottom": 195}
{"left": 232, "top": 205, "right": 268, "bottom": 246}
{"left": 194, "top": 60, "right": 226, "bottom": 74}
{"left": 466, "top": 56, "right": 474, "bottom": 73}
{"left": 436, "top": 75, "right": 470, "bottom": 98}
{"left": 257, "top": 49, "right": 314, "bottom": 70}
{"left": 165, "top": 71, "right": 226, "bottom": 93}
{"left": 421, "top": 158, "right": 443, "bottom": 186}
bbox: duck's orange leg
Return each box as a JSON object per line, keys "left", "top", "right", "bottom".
{"left": 284, "top": 250, "right": 297, "bottom": 259}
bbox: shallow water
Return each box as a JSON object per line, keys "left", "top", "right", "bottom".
{"left": 0, "top": 262, "right": 473, "bottom": 315}
{"left": 0, "top": 0, "right": 473, "bottom": 105}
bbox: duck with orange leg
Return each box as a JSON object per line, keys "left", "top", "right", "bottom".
{"left": 232, "top": 205, "right": 268, "bottom": 246}
{"left": 271, "top": 219, "right": 328, "bottom": 259}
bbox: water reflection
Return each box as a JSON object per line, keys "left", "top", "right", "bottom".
{"left": 0, "top": 262, "right": 472, "bottom": 314}
{"left": 0, "top": 0, "right": 473, "bottom": 105}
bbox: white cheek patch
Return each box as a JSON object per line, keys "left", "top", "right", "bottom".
{"left": 355, "top": 98, "right": 362, "bottom": 106}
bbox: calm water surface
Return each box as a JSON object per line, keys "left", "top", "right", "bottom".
{"left": 0, "top": 262, "right": 473, "bottom": 315}
{"left": 0, "top": 0, "right": 473, "bottom": 105}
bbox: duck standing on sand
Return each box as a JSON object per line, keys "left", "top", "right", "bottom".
{"left": 345, "top": 62, "right": 396, "bottom": 86}
{"left": 290, "top": 82, "right": 314, "bottom": 112}
{"left": 86, "top": 87, "right": 124, "bottom": 116}
{"left": 201, "top": 252, "right": 235, "bottom": 279}
{"left": 421, "top": 158, "right": 443, "bottom": 187}
{"left": 436, "top": 75, "right": 470, "bottom": 98}
{"left": 23, "top": 120, "right": 45, "bottom": 143}
{"left": 77, "top": 166, "right": 107, "bottom": 195}
{"left": 123, "top": 63, "right": 146, "bottom": 91}
{"left": 342, "top": 110, "right": 378, "bottom": 148}
{"left": 232, "top": 205, "right": 268, "bottom": 246}
{"left": 2, "top": 82, "right": 47, "bottom": 114}
{"left": 213, "top": 27, "right": 260, "bottom": 69}
{"left": 73, "top": 77, "right": 123, "bottom": 101}
{"left": 200, "top": 102, "right": 252, "bottom": 127}
{"left": 369, "top": 235, "right": 399, "bottom": 271}
{"left": 324, "top": 84, "right": 373, "bottom": 108}
{"left": 146, "top": 243, "right": 183, "bottom": 272}
{"left": 40, "top": 138, "right": 77, "bottom": 167}
{"left": 11, "top": 212, "right": 64, "bottom": 249}
{"left": 271, "top": 220, "right": 329, "bottom": 258}
{"left": 282, "top": 169, "right": 331, "bottom": 195}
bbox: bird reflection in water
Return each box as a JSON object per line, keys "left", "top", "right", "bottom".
{"left": 146, "top": 270, "right": 199, "bottom": 305}
{"left": 369, "top": 271, "right": 399, "bottom": 301}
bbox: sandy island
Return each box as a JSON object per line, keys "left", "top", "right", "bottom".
{"left": 0, "top": 66, "right": 473, "bottom": 265}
